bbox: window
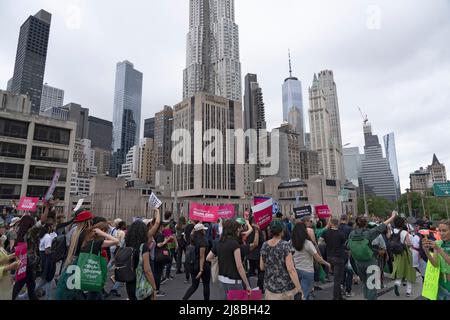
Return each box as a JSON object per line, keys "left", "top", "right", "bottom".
{"left": 0, "top": 118, "right": 29, "bottom": 139}
{"left": 27, "top": 186, "right": 65, "bottom": 200}
{"left": 0, "top": 184, "right": 21, "bottom": 199}
{"left": 0, "top": 142, "right": 27, "bottom": 159}
{"left": 0, "top": 163, "right": 24, "bottom": 179}
{"left": 29, "top": 166, "right": 67, "bottom": 181}
{"left": 31, "top": 146, "right": 69, "bottom": 163}
{"left": 34, "top": 124, "right": 70, "bottom": 145}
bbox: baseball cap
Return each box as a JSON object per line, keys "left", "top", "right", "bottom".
{"left": 73, "top": 211, "right": 94, "bottom": 223}
{"left": 194, "top": 223, "right": 208, "bottom": 232}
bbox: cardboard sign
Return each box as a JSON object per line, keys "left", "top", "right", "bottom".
{"left": 74, "top": 199, "right": 84, "bottom": 212}
{"left": 315, "top": 205, "right": 332, "bottom": 218}
{"left": 189, "top": 203, "right": 219, "bottom": 223}
{"left": 44, "top": 169, "right": 61, "bottom": 201}
{"left": 149, "top": 192, "right": 162, "bottom": 209}
{"left": 422, "top": 259, "right": 440, "bottom": 300}
{"left": 15, "top": 243, "right": 28, "bottom": 282}
{"left": 218, "top": 205, "right": 235, "bottom": 219}
{"left": 294, "top": 206, "right": 313, "bottom": 219}
{"left": 252, "top": 198, "right": 273, "bottom": 230}
{"left": 17, "top": 197, "right": 39, "bottom": 212}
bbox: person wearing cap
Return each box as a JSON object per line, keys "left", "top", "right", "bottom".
{"left": 1, "top": 218, "right": 20, "bottom": 300}
{"left": 260, "top": 220, "right": 302, "bottom": 300}
{"left": 182, "top": 223, "right": 211, "bottom": 300}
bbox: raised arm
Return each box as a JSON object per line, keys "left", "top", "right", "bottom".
{"left": 94, "top": 229, "right": 120, "bottom": 248}
{"left": 148, "top": 208, "right": 161, "bottom": 238}
{"left": 249, "top": 227, "right": 260, "bottom": 251}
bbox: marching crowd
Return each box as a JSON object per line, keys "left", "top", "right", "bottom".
{"left": 0, "top": 202, "right": 449, "bottom": 301}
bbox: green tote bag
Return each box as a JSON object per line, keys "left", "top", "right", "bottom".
{"left": 77, "top": 241, "right": 108, "bottom": 292}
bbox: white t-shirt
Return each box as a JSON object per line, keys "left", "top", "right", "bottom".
{"left": 39, "top": 232, "right": 57, "bottom": 252}
{"left": 292, "top": 240, "right": 317, "bottom": 273}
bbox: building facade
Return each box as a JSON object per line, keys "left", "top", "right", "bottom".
{"left": 111, "top": 61, "right": 143, "bottom": 177}
{"left": 154, "top": 106, "right": 173, "bottom": 171}
{"left": 384, "top": 132, "right": 401, "bottom": 197}
{"left": 118, "top": 138, "right": 155, "bottom": 186}
{"left": 300, "top": 150, "right": 319, "bottom": 180}
{"left": 70, "top": 139, "right": 97, "bottom": 196}
{"left": 0, "top": 91, "right": 75, "bottom": 214}
{"left": 275, "top": 123, "right": 302, "bottom": 182}
{"left": 88, "top": 116, "right": 112, "bottom": 150}
{"left": 428, "top": 154, "right": 447, "bottom": 184}
{"left": 308, "top": 74, "right": 344, "bottom": 181}
{"left": 10, "top": 10, "right": 51, "bottom": 114}
{"left": 183, "top": 0, "right": 242, "bottom": 102}
{"left": 144, "top": 117, "right": 155, "bottom": 139}
{"left": 344, "top": 147, "right": 362, "bottom": 187}
{"left": 359, "top": 121, "right": 398, "bottom": 202}
{"left": 39, "top": 84, "right": 64, "bottom": 113}
{"left": 410, "top": 168, "right": 432, "bottom": 194}
{"left": 64, "top": 103, "right": 89, "bottom": 140}
{"left": 172, "top": 93, "right": 244, "bottom": 199}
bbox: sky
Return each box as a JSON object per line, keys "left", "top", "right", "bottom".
{"left": 0, "top": 0, "right": 449, "bottom": 194}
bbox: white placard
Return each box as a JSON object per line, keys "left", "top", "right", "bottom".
{"left": 149, "top": 192, "right": 162, "bottom": 209}
{"left": 73, "top": 199, "right": 84, "bottom": 212}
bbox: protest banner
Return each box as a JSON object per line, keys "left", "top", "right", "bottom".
{"left": 252, "top": 198, "right": 273, "bottom": 230}
{"left": 294, "top": 205, "right": 313, "bottom": 219}
{"left": 218, "top": 205, "right": 235, "bottom": 219}
{"left": 315, "top": 205, "right": 332, "bottom": 218}
{"left": 189, "top": 203, "right": 219, "bottom": 223}
{"left": 422, "top": 259, "right": 440, "bottom": 300}
{"left": 227, "top": 290, "right": 263, "bottom": 301}
{"left": 15, "top": 243, "right": 28, "bottom": 282}
{"left": 149, "top": 192, "right": 162, "bottom": 209}
{"left": 44, "top": 169, "right": 61, "bottom": 201}
{"left": 17, "top": 197, "right": 39, "bottom": 212}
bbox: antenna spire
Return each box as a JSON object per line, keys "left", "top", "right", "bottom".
{"left": 288, "top": 49, "right": 293, "bottom": 78}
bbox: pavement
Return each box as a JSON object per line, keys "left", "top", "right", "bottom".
{"left": 24, "top": 264, "right": 425, "bottom": 301}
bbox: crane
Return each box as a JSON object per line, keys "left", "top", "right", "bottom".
{"left": 358, "top": 107, "right": 369, "bottom": 125}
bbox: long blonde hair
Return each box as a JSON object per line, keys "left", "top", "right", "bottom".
{"left": 64, "top": 219, "right": 92, "bottom": 268}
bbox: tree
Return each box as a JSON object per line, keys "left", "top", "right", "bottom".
{"left": 357, "top": 196, "right": 396, "bottom": 217}
{"left": 397, "top": 190, "right": 449, "bottom": 220}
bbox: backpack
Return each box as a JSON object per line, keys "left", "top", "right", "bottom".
{"left": 114, "top": 246, "right": 136, "bottom": 282}
{"left": 135, "top": 244, "right": 154, "bottom": 300}
{"left": 185, "top": 243, "right": 197, "bottom": 266}
{"left": 388, "top": 230, "right": 406, "bottom": 255}
{"left": 348, "top": 230, "right": 374, "bottom": 262}
{"left": 51, "top": 234, "right": 67, "bottom": 263}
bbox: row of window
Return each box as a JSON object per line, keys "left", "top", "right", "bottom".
{"left": 0, "top": 142, "right": 69, "bottom": 163}
{"left": 0, "top": 163, "right": 67, "bottom": 181}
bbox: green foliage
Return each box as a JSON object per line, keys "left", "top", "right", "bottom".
{"left": 396, "top": 189, "right": 449, "bottom": 220}
{"left": 357, "top": 196, "right": 396, "bottom": 217}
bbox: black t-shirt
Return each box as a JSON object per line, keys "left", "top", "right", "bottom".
{"left": 212, "top": 238, "right": 240, "bottom": 280}
{"left": 80, "top": 239, "right": 104, "bottom": 255}
{"left": 247, "top": 229, "right": 264, "bottom": 260}
{"left": 338, "top": 223, "right": 352, "bottom": 240}
{"left": 321, "top": 229, "right": 347, "bottom": 259}
{"left": 184, "top": 224, "right": 195, "bottom": 244}
{"left": 193, "top": 236, "right": 209, "bottom": 267}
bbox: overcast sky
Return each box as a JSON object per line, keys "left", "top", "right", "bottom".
{"left": 1, "top": 0, "right": 449, "bottom": 194}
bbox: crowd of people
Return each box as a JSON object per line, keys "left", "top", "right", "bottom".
{"left": 0, "top": 202, "right": 449, "bottom": 301}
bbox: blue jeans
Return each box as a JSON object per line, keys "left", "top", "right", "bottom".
{"left": 221, "top": 282, "right": 243, "bottom": 300}
{"left": 296, "top": 269, "right": 315, "bottom": 300}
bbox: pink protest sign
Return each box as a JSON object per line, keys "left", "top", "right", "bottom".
{"left": 17, "top": 197, "right": 39, "bottom": 212}
{"left": 189, "top": 203, "right": 219, "bottom": 223}
{"left": 315, "top": 205, "right": 332, "bottom": 218}
{"left": 15, "top": 243, "right": 28, "bottom": 282}
{"left": 252, "top": 198, "right": 273, "bottom": 230}
{"left": 218, "top": 205, "right": 235, "bottom": 219}
{"left": 227, "top": 290, "right": 263, "bottom": 301}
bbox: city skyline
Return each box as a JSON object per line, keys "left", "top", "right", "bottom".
{"left": 0, "top": 0, "right": 449, "bottom": 193}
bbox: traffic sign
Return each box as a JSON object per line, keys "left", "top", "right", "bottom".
{"left": 433, "top": 182, "right": 450, "bottom": 197}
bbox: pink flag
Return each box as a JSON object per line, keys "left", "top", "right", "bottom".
{"left": 15, "top": 243, "right": 28, "bottom": 282}
{"left": 252, "top": 197, "right": 273, "bottom": 230}
{"left": 227, "top": 290, "right": 263, "bottom": 301}
{"left": 17, "top": 197, "right": 39, "bottom": 212}
{"left": 315, "top": 205, "right": 332, "bottom": 218}
{"left": 218, "top": 205, "right": 235, "bottom": 219}
{"left": 189, "top": 203, "right": 219, "bottom": 223}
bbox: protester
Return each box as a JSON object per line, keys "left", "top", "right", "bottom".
{"left": 411, "top": 224, "right": 427, "bottom": 281}
{"left": 260, "top": 220, "right": 302, "bottom": 300}
{"left": 247, "top": 214, "right": 265, "bottom": 291}
{"left": 78, "top": 222, "right": 119, "bottom": 300}
{"left": 175, "top": 216, "right": 187, "bottom": 275}
{"left": 206, "top": 219, "right": 252, "bottom": 299}
{"left": 182, "top": 223, "right": 211, "bottom": 300}
{"left": 347, "top": 211, "right": 397, "bottom": 300}
{"left": 320, "top": 218, "right": 347, "bottom": 300}
{"left": 369, "top": 223, "right": 388, "bottom": 288}
{"left": 161, "top": 211, "right": 177, "bottom": 283}
{"left": 291, "top": 222, "right": 331, "bottom": 300}
{"left": 422, "top": 220, "right": 450, "bottom": 300}
{"left": 0, "top": 218, "right": 20, "bottom": 300}
{"left": 107, "top": 219, "right": 127, "bottom": 298}
{"left": 339, "top": 215, "right": 354, "bottom": 297}
{"left": 35, "top": 222, "right": 57, "bottom": 299}
{"left": 390, "top": 216, "right": 416, "bottom": 297}
{"left": 154, "top": 221, "right": 175, "bottom": 297}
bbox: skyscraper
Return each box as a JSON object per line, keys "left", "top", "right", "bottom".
{"left": 10, "top": 10, "right": 51, "bottom": 114}
{"left": 111, "top": 61, "right": 143, "bottom": 177}
{"left": 88, "top": 116, "right": 113, "bottom": 151}
{"left": 308, "top": 74, "right": 344, "bottom": 181}
{"left": 383, "top": 132, "right": 401, "bottom": 197}
{"left": 183, "top": 0, "right": 242, "bottom": 102}
{"left": 344, "top": 147, "right": 362, "bottom": 186}
{"left": 40, "top": 84, "right": 64, "bottom": 113}
{"left": 243, "top": 73, "right": 267, "bottom": 179}
{"left": 64, "top": 103, "right": 89, "bottom": 140}
{"left": 144, "top": 117, "right": 155, "bottom": 139}
{"left": 282, "top": 53, "right": 304, "bottom": 146}
{"left": 154, "top": 106, "right": 173, "bottom": 171}
{"left": 360, "top": 120, "right": 397, "bottom": 202}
